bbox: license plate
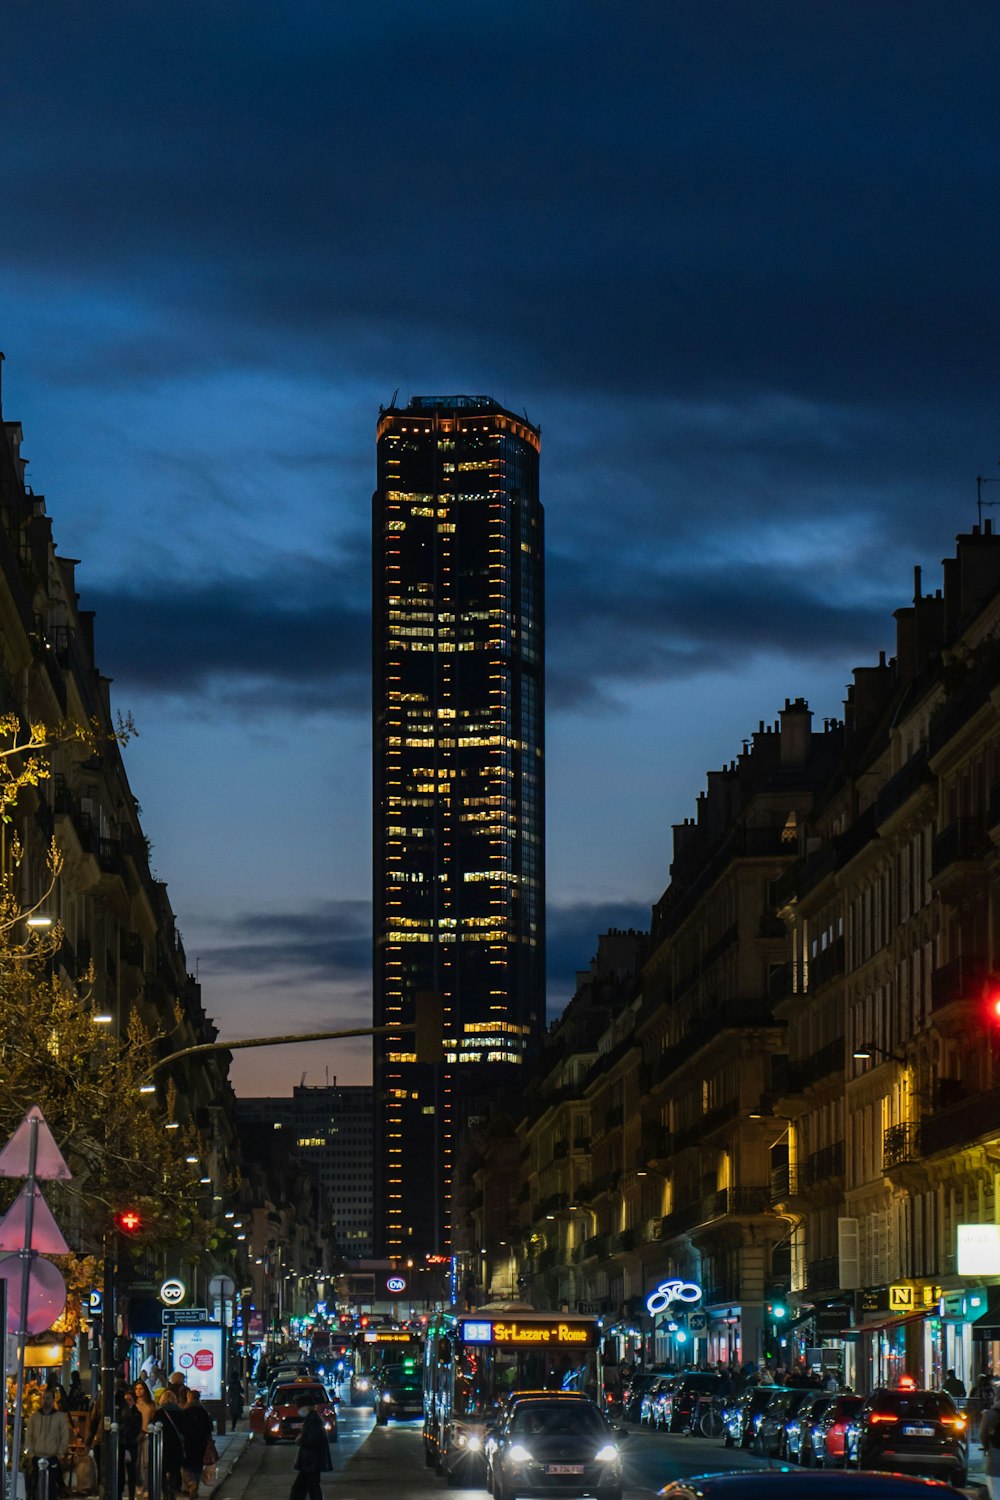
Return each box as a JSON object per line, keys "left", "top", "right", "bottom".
{"left": 902, "top": 1425, "right": 935, "bottom": 1437}
{"left": 546, "top": 1464, "right": 585, "bottom": 1475}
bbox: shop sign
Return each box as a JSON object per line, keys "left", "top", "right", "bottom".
{"left": 940, "top": 1291, "right": 965, "bottom": 1321}
{"left": 957, "top": 1224, "right": 1000, "bottom": 1277}
{"left": 889, "top": 1284, "right": 915, "bottom": 1312}
{"left": 645, "top": 1280, "right": 702, "bottom": 1315}
{"left": 861, "top": 1285, "right": 889, "bottom": 1315}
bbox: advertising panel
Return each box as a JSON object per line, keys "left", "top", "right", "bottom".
{"left": 171, "top": 1326, "right": 223, "bottom": 1401}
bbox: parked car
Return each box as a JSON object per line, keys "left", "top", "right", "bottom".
{"left": 786, "top": 1394, "right": 834, "bottom": 1464}
{"left": 371, "top": 1361, "right": 423, "bottom": 1423}
{"left": 657, "top": 1374, "right": 726, "bottom": 1433}
{"left": 850, "top": 1388, "right": 968, "bottom": 1486}
{"left": 641, "top": 1378, "right": 673, "bottom": 1428}
{"left": 254, "top": 1380, "right": 338, "bottom": 1444}
{"left": 650, "top": 1379, "right": 680, "bottom": 1431}
{"left": 726, "top": 1386, "right": 794, "bottom": 1449}
{"left": 811, "top": 1395, "right": 862, "bottom": 1467}
{"left": 488, "top": 1395, "right": 627, "bottom": 1500}
{"left": 658, "top": 1471, "right": 957, "bottom": 1500}
{"left": 754, "top": 1388, "right": 815, "bottom": 1457}
{"left": 622, "top": 1372, "right": 663, "bottom": 1422}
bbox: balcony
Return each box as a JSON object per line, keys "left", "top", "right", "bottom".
{"left": 615, "top": 1227, "right": 637, "bottom": 1254}
{"left": 801, "top": 1140, "right": 845, "bottom": 1186}
{"left": 784, "top": 1037, "right": 844, "bottom": 1093}
{"left": 582, "top": 1232, "right": 611, "bottom": 1260}
{"left": 770, "top": 1164, "right": 799, "bottom": 1203}
{"left": 882, "top": 1122, "right": 921, "bottom": 1169}
{"left": 875, "top": 746, "right": 933, "bottom": 827}
{"left": 930, "top": 954, "right": 989, "bottom": 1013}
{"left": 808, "top": 936, "right": 845, "bottom": 993}
{"left": 929, "top": 663, "right": 994, "bottom": 758}
{"left": 805, "top": 1256, "right": 841, "bottom": 1293}
{"left": 931, "top": 817, "right": 989, "bottom": 897}
{"left": 921, "top": 1085, "right": 1000, "bottom": 1158}
{"left": 657, "top": 998, "right": 783, "bottom": 1080}
{"left": 659, "top": 1185, "right": 771, "bottom": 1240}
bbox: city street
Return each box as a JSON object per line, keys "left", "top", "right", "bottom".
{"left": 220, "top": 1404, "right": 775, "bottom": 1500}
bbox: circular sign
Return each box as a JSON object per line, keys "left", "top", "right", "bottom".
{"left": 386, "top": 1276, "right": 406, "bottom": 1294}
{"left": 160, "top": 1278, "right": 186, "bottom": 1306}
{"left": 0, "top": 1254, "right": 67, "bottom": 1335}
{"left": 208, "top": 1274, "right": 236, "bottom": 1299}
{"left": 646, "top": 1279, "right": 702, "bottom": 1316}
{"left": 193, "top": 1349, "right": 214, "bottom": 1370}
{"left": 178, "top": 1352, "right": 194, "bottom": 1369}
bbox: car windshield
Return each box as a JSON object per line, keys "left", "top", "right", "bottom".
{"left": 383, "top": 1366, "right": 420, "bottom": 1384}
{"left": 511, "top": 1405, "right": 606, "bottom": 1437}
{"left": 275, "top": 1385, "right": 327, "bottom": 1404}
{"left": 682, "top": 1375, "right": 721, "bottom": 1391}
{"left": 872, "top": 1393, "right": 955, "bottom": 1419}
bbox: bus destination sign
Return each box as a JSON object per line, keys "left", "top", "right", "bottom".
{"left": 462, "top": 1320, "right": 594, "bottom": 1346}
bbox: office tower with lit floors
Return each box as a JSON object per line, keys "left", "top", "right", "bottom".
{"left": 372, "top": 395, "right": 544, "bottom": 1262}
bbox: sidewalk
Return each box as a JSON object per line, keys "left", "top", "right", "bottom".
{"left": 206, "top": 1421, "right": 253, "bottom": 1500}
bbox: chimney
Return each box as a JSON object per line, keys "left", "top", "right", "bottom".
{"left": 779, "top": 697, "right": 812, "bottom": 766}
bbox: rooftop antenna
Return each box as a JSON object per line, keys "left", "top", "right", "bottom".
{"left": 389, "top": 388, "right": 399, "bottom": 410}
{"left": 976, "top": 467, "right": 1000, "bottom": 526}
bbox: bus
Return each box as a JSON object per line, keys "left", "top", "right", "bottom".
{"left": 351, "top": 1326, "right": 423, "bottom": 1403}
{"left": 423, "top": 1306, "right": 605, "bottom": 1483}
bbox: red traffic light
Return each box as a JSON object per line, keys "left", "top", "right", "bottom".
{"left": 115, "top": 1209, "right": 142, "bottom": 1234}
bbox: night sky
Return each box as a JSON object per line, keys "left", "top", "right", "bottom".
{"left": 2, "top": 2, "right": 997, "bottom": 1093}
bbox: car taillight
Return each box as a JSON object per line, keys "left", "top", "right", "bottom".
{"left": 869, "top": 1413, "right": 896, "bottom": 1424}
{"left": 942, "top": 1416, "right": 966, "bottom": 1429}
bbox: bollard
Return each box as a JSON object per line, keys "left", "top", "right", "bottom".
{"left": 37, "top": 1458, "right": 49, "bottom": 1500}
{"left": 147, "top": 1422, "right": 163, "bottom": 1500}
{"left": 106, "top": 1424, "right": 118, "bottom": 1500}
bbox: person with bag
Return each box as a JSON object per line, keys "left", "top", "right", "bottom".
{"left": 151, "top": 1390, "right": 185, "bottom": 1500}
{"left": 289, "top": 1393, "right": 331, "bottom": 1500}
{"left": 979, "top": 1387, "right": 1000, "bottom": 1498}
{"left": 176, "top": 1390, "right": 214, "bottom": 1498}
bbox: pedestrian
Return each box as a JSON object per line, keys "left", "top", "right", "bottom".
{"left": 228, "top": 1373, "right": 244, "bottom": 1426}
{"left": 26, "top": 1387, "right": 70, "bottom": 1500}
{"left": 176, "top": 1390, "right": 214, "bottom": 1498}
{"left": 943, "top": 1368, "right": 967, "bottom": 1399}
{"left": 66, "top": 1373, "right": 91, "bottom": 1413}
{"left": 289, "top": 1393, "right": 331, "bottom": 1500}
{"left": 974, "top": 1373, "right": 996, "bottom": 1415}
{"left": 823, "top": 1370, "right": 839, "bottom": 1392}
{"left": 980, "top": 1387, "right": 1000, "bottom": 1498}
{"left": 151, "top": 1390, "right": 185, "bottom": 1500}
{"left": 118, "top": 1391, "right": 143, "bottom": 1500}
{"left": 133, "top": 1382, "right": 156, "bottom": 1497}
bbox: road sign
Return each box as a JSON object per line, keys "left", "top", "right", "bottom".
{"left": 163, "top": 1307, "right": 211, "bottom": 1325}
{"left": 208, "top": 1275, "right": 236, "bottom": 1299}
{"left": 160, "top": 1278, "right": 186, "bottom": 1306}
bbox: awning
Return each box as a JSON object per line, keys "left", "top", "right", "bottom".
{"left": 842, "top": 1309, "right": 927, "bottom": 1337}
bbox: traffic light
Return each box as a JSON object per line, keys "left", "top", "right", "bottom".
{"left": 414, "top": 991, "right": 444, "bottom": 1064}
{"left": 114, "top": 1208, "right": 143, "bottom": 1235}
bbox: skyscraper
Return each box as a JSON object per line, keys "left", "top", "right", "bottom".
{"left": 372, "top": 395, "right": 544, "bottom": 1261}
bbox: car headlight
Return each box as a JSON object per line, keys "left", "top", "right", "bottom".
{"left": 508, "top": 1445, "right": 532, "bottom": 1464}
{"left": 323, "top": 1419, "right": 334, "bottom": 1432}
{"left": 465, "top": 1435, "right": 482, "bottom": 1453}
{"left": 358, "top": 1379, "right": 369, "bottom": 1390}
{"left": 595, "top": 1445, "right": 620, "bottom": 1463}
{"left": 381, "top": 1393, "right": 393, "bottom": 1403}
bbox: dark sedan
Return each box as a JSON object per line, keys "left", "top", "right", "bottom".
{"left": 490, "top": 1396, "right": 627, "bottom": 1500}
{"left": 371, "top": 1361, "right": 423, "bottom": 1422}
{"left": 786, "top": 1394, "right": 834, "bottom": 1465}
{"left": 811, "top": 1397, "right": 862, "bottom": 1468}
{"left": 850, "top": 1389, "right": 968, "bottom": 1486}
{"left": 658, "top": 1471, "right": 958, "bottom": 1500}
{"left": 753, "top": 1389, "right": 815, "bottom": 1457}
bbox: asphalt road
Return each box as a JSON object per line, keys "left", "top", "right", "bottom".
{"left": 219, "top": 1403, "right": 776, "bottom": 1500}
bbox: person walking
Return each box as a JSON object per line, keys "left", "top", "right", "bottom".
{"left": 26, "top": 1387, "right": 70, "bottom": 1500}
{"left": 117, "top": 1392, "right": 143, "bottom": 1500}
{"left": 66, "top": 1374, "right": 90, "bottom": 1414}
{"left": 979, "top": 1388, "right": 1000, "bottom": 1498}
{"left": 151, "top": 1390, "right": 185, "bottom": 1500}
{"left": 132, "top": 1382, "right": 156, "bottom": 1498}
{"left": 177, "top": 1390, "right": 214, "bottom": 1498}
{"left": 289, "top": 1394, "right": 331, "bottom": 1500}
{"left": 228, "top": 1372, "right": 244, "bottom": 1426}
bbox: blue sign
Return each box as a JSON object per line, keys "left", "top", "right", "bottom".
{"left": 462, "top": 1321, "right": 492, "bottom": 1343}
{"left": 386, "top": 1276, "right": 406, "bottom": 1294}
{"left": 88, "top": 1289, "right": 103, "bottom": 1315}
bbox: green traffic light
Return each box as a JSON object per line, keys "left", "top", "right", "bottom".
{"left": 772, "top": 1304, "right": 786, "bottom": 1319}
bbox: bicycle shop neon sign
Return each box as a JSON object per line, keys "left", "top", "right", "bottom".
{"left": 645, "top": 1280, "right": 702, "bottom": 1315}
